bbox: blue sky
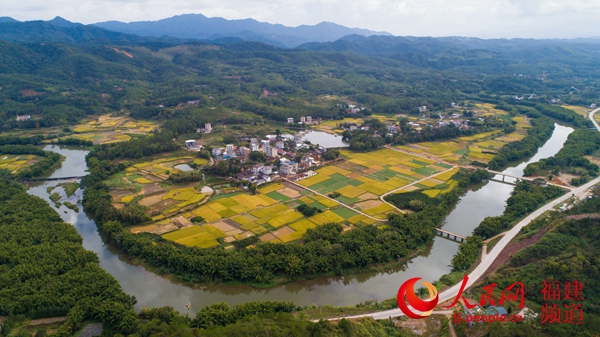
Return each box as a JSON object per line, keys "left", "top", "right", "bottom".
{"left": 2, "top": 0, "right": 599, "bottom": 39}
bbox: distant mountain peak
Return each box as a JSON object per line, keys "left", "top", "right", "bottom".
{"left": 0, "top": 17, "right": 19, "bottom": 23}
{"left": 93, "top": 14, "right": 391, "bottom": 48}
{"left": 48, "top": 16, "right": 80, "bottom": 27}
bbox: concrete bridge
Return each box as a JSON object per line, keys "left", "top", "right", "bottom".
{"left": 23, "top": 176, "right": 85, "bottom": 182}
{"left": 485, "top": 170, "right": 575, "bottom": 190}
{"left": 435, "top": 228, "right": 466, "bottom": 243}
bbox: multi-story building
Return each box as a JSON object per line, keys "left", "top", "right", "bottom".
{"left": 239, "top": 146, "right": 250, "bottom": 159}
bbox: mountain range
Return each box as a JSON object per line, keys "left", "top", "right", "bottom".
{"left": 1, "top": 14, "right": 600, "bottom": 76}
{"left": 92, "top": 14, "right": 390, "bottom": 48}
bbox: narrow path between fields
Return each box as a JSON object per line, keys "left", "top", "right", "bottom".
{"left": 284, "top": 178, "right": 388, "bottom": 222}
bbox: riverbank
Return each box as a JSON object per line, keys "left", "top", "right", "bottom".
{"left": 23, "top": 122, "right": 574, "bottom": 315}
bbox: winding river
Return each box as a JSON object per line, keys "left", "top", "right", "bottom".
{"left": 26, "top": 124, "right": 573, "bottom": 315}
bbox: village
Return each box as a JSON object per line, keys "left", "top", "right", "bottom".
{"left": 182, "top": 102, "right": 486, "bottom": 188}
{"left": 184, "top": 115, "right": 332, "bottom": 187}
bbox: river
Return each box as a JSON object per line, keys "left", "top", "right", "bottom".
{"left": 26, "top": 124, "right": 573, "bottom": 315}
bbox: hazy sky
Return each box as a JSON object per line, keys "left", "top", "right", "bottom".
{"left": 2, "top": 0, "right": 599, "bottom": 39}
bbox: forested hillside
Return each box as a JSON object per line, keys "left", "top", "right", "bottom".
{"left": 459, "top": 197, "right": 600, "bottom": 336}
{"left": 1, "top": 19, "right": 600, "bottom": 133}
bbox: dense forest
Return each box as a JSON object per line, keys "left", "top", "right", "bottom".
{"left": 0, "top": 179, "right": 137, "bottom": 335}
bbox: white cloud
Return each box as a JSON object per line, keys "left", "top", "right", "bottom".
{"left": 1, "top": 0, "right": 599, "bottom": 38}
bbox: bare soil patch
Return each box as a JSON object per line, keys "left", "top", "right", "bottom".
{"left": 403, "top": 185, "right": 420, "bottom": 192}
{"left": 173, "top": 215, "right": 193, "bottom": 228}
{"left": 110, "top": 189, "right": 133, "bottom": 202}
{"left": 142, "top": 184, "right": 166, "bottom": 196}
{"left": 130, "top": 223, "right": 178, "bottom": 235}
{"left": 272, "top": 226, "right": 295, "bottom": 238}
{"left": 139, "top": 194, "right": 164, "bottom": 207}
{"left": 279, "top": 187, "right": 301, "bottom": 198}
{"left": 355, "top": 200, "right": 381, "bottom": 209}
{"left": 358, "top": 192, "right": 379, "bottom": 201}
{"left": 475, "top": 225, "right": 550, "bottom": 284}
{"left": 212, "top": 221, "right": 237, "bottom": 233}
{"left": 29, "top": 317, "right": 67, "bottom": 326}
{"left": 565, "top": 213, "right": 600, "bottom": 220}
{"left": 259, "top": 233, "right": 276, "bottom": 242}
{"left": 348, "top": 172, "right": 363, "bottom": 179}
{"left": 147, "top": 199, "right": 178, "bottom": 214}
{"left": 225, "top": 228, "right": 244, "bottom": 236}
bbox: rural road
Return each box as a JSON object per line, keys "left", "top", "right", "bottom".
{"left": 286, "top": 166, "right": 457, "bottom": 221}
{"left": 589, "top": 107, "right": 600, "bottom": 131}
{"left": 324, "top": 115, "right": 600, "bottom": 321}
{"left": 284, "top": 179, "right": 388, "bottom": 222}
{"left": 379, "top": 166, "right": 458, "bottom": 213}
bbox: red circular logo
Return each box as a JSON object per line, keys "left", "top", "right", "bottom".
{"left": 397, "top": 277, "right": 439, "bottom": 319}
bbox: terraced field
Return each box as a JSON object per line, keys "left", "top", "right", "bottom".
{"left": 69, "top": 114, "right": 158, "bottom": 144}
{"left": 152, "top": 181, "right": 372, "bottom": 248}
{"left": 0, "top": 154, "right": 41, "bottom": 174}
{"left": 398, "top": 114, "right": 530, "bottom": 165}
{"left": 296, "top": 148, "right": 456, "bottom": 218}
{"left": 109, "top": 156, "right": 209, "bottom": 217}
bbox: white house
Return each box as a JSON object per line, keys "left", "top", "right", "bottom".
{"left": 259, "top": 166, "right": 273, "bottom": 175}
{"left": 301, "top": 155, "right": 316, "bottom": 167}
{"left": 280, "top": 161, "right": 298, "bottom": 175}
{"left": 211, "top": 148, "right": 224, "bottom": 156}
{"left": 287, "top": 117, "right": 294, "bottom": 124}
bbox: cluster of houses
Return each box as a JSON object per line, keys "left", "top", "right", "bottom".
{"left": 205, "top": 133, "right": 324, "bottom": 184}
{"left": 240, "top": 153, "right": 320, "bottom": 185}
{"left": 16, "top": 115, "right": 31, "bottom": 121}
{"left": 335, "top": 103, "right": 367, "bottom": 115}
{"left": 286, "top": 116, "right": 320, "bottom": 125}
{"left": 223, "top": 134, "right": 325, "bottom": 185}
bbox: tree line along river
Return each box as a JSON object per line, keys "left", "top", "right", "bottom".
{"left": 26, "top": 124, "right": 573, "bottom": 315}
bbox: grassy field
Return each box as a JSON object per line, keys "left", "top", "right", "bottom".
{"left": 0, "top": 154, "right": 41, "bottom": 174}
